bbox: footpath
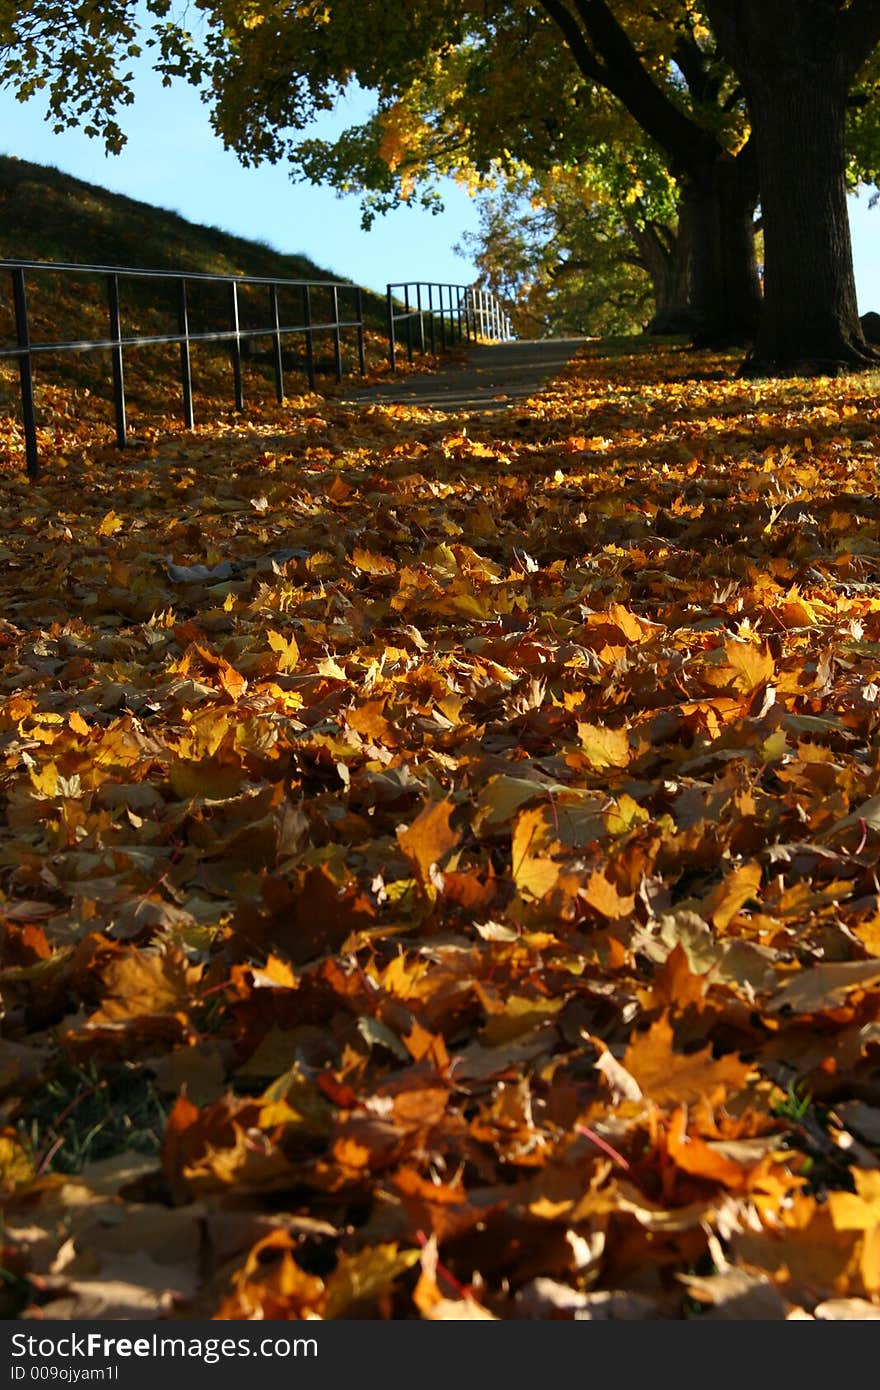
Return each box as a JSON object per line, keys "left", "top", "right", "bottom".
{"left": 344, "top": 336, "right": 588, "bottom": 414}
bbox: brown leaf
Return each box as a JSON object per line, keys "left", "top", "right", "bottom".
{"left": 769, "top": 959, "right": 880, "bottom": 1014}
{"left": 88, "top": 948, "right": 202, "bottom": 1025}
{"left": 397, "top": 799, "right": 459, "bottom": 885}
{"left": 623, "top": 1014, "right": 752, "bottom": 1108}
{"left": 703, "top": 861, "right": 762, "bottom": 931}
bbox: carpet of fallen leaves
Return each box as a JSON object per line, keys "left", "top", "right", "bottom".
{"left": 3, "top": 341, "right": 880, "bottom": 1321}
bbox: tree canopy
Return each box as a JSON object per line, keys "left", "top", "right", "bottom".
{"left": 457, "top": 170, "right": 657, "bottom": 339}
{"left": 1, "top": 0, "right": 879, "bottom": 370}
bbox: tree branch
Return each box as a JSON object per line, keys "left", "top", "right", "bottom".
{"left": 672, "top": 34, "right": 720, "bottom": 107}
{"left": 537, "top": 0, "right": 607, "bottom": 86}
{"left": 541, "top": 0, "right": 720, "bottom": 176}
{"left": 838, "top": 0, "right": 880, "bottom": 83}
{"left": 571, "top": 0, "right": 720, "bottom": 167}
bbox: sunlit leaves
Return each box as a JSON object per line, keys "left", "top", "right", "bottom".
{"left": 4, "top": 336, "right": 880, "bottom": 1320}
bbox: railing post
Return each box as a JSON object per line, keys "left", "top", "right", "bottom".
{"left": 177, "top": 277, "right": 195, "bottom": 429}
{"left": 387, "top": 284, "right": 396, "bottom": 372}
{"left": 356, "top": 287, "right": 366, "bottom": 375}
{"left": 331, "top": 284, "right": 343, "bottom": 382}
{"left": 269, "top": 283, "right": 285, "bottom": 403}
{"left": 11, "top": 267, "right": 38, "bottom": 481}
{"left": 416, "top": 283, "right": 425, "bottom": 353}
{"left": 427, "top": 283, "right": 436, "bottom": 354}
{"left": 455, "top": 285, "right": 463, "bottom": 343}
{"left": 229, "top": 280, "right": 244, "bottom": 411}
{"left": 302, "top": 284, "right": 316, "bottom": 390}
{"left": 404, "top": 284, "right": 413, "bottom": 364}
{"left": 106, "top": 273, "right": 127, "bottom": 448}
{"left": 439, "top": 284, "right": 447, "bottom": 351}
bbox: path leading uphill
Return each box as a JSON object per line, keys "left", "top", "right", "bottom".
{"left": 345, "top": 337, "right": 588, "bottom": 413}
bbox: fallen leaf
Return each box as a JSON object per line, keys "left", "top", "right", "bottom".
{"left": 623, "top": 1015, "right": 752, "bottom": 1108}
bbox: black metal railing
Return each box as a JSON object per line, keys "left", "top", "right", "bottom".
{"left": 0, "top": 259, "right": 367, "bottom": 479}
{"left": 386, "top": 281, "right": 513, "bottom": 370}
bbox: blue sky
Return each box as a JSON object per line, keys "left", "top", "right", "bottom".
{"left": 0, "top": 52, "right": 877, "bottom": 310}
{"left": 0, "top": 66, "right": 481, "bottom": 295}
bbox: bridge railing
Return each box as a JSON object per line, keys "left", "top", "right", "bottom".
{"left": 0, "top": 258, "right": 367, "bottom": 479}
{"left": 386, "top": 281, "right": 513, "bottom": 370}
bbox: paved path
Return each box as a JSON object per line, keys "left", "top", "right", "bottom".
{"left": 344, "top": 337, "right": 588, "bottom": 414}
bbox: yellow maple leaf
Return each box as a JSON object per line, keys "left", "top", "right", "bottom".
{"left": 703, "top": 861, "right": 762, "bottom": 931}
{"left": 29, "top": 761, "right": 59, "bottom": 797}
{"left": 351, "top": 547, "right": 396, "bottom": 576}
{"left": 97, "top": 510, "right": 124, "bottom": 536}
{"left": 267, "top": 629, "right": 300, "bottom": 672}
{"left": 580, "top": 868, "right": 635, "bottom": 920}
{"left": 511, "top": 806, "right": 559, "bottom": 900}
{"left": 722, "top": 639, "right": 775, "bottom": 693}
{"left": 397, "top": 799, "right": 459, "bottom": 887}
{"left": 577, "top": 721, "right": 630, "bottom": 769}
{"left": 623, "top": 1014, "right": 752, "bottom": 1107}
{"left": 829, "top": 1169, "right": 880, "bottom": 1231}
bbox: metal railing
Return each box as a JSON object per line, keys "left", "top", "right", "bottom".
{"left": 462, "top": 287, "right": 515, "bottom": 345}
{"left": 386, "top": 281, "right": 513, "bottom": 370}
{"left": 0, "top": 259, "right": 367, "bottom": 479}
{"left": 0, "top": 260, "right": 517, "bottom": 478}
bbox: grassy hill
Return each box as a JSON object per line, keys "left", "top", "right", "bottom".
{"left": 0, "top": 156, "right": 392, "bottom": 445}
{"left": 0, "top": 155, "right": 347, "bottom": 285}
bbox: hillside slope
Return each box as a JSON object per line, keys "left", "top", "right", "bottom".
{"left": 0, "top": 156, "right": 396, "bottom": 446}
{"left": 0, "top": 154, "right": 344, "bottom": 285}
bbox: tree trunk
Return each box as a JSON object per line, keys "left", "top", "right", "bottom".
{"left": 628, "top": 157, "right": 761, "bottom": 343}
{"left": 630, "top": 217, "right": 698, "bottom": 336}
{"left": 747, "top": 68, "right": 871, "bottom": 370}
{"left": 683, "top": 154, "right": 762, "bottom": 346}
{"left": 705, "top": 0, "right": 880, "bottom": 375}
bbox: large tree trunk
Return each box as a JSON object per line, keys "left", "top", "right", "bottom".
{"left": 628, "top": 156, "right": 761, "bottom": 343}
{"left": 628, "top": 217, "right": 697, "bottom": 336}
{"left": 539, "top": 0, "right": 762, "bottom": 345}
{"left": 705, "top": 0, "right": 880, "bottom": 374}
{"left": 747, "top": 68, "right": 870, "bottom": 369}
{"left": 683, "top": 154, "right": 762, "bottom": 347}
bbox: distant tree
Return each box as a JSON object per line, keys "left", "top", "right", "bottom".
{"left": 457, "top": 158, "right": 695, "bottom": 339}
{"left": 458, "top": 180, "right": 652, "bottom": 339}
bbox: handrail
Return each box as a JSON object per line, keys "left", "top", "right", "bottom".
{"left": 0, "top": 258, "right": 350, "bottom": 287}
{"left": 0, "top": 259, "right": 517, "bottom": 479}
{"left": 0, "top": 258, "right": 367, "bottom": 479}
{"left": 385, "top": 281, "right": 513, "bottom": 370}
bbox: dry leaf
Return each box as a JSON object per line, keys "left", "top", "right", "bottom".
{"left": 623, "top": 1015, "right": 752, "bottom": 1107}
